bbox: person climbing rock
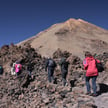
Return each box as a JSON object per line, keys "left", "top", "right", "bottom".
{"left": 83, "top": 51, "right": 100, "bottom": 97}
{"left": 27, "top": 62, "right": 34, "bottom": 80}
{"left": 0, "top": 65, "right": 3, "bottom": 75}
{"left": 59, "top": 57, "right": 69, "bottom": 86}
{"left": 15, "top": 61, "right": 22, "bottom": 76}
{"left": 45, "top": 57, "right": 57, "bottom": 83}
{"left": 10, "top": 60, "right": 16, "bottom": 75}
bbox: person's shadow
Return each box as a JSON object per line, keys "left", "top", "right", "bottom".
{"left": 70, "top": 79, "right": 76, "bottom": 87}
{"left": 97, "top": 83, "right": 108, "bottom": 95}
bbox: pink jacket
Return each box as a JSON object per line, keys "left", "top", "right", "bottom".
{"left": 83, "top": 56, "right": 100, "bottom": 76}
{"left": 15, "top": 64, "right": 22, "bottom": 73}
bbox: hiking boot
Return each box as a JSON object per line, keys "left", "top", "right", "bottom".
{"left": 90, "top": 93, "right": 98, "bottom": 97}
{"left": 86, "top": 92, "right": 91, "bottom": 95}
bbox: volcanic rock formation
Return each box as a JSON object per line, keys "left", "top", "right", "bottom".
{"left": 0, "top": 44, "right": 108, "bottom": 108}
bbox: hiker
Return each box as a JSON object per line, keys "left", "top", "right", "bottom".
{"left": 0, "top": 65, "right": 3, "bottom": 75}
{"left": 27, "top": 62, "right": 34, "bottom": 80}
{"left": 10, "top": 60, "right": 16, "bottom": 75}
{"left": 45, "top": 57, "right": 57, "bottom": 83}
{"left": 59, "top": 57, "right": 69, "bottom": 86}
{"left": 83, "top": 51, "right": 100, "bottom": 97}
{"left": 15, "top": 61, "right": 22, "bottom": 76}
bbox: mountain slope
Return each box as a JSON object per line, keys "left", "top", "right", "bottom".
{"left": 18, "top": 18, "right": 108, "bottom": 58}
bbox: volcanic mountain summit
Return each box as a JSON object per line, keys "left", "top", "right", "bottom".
{"left": 18, "top": 18, "right": 108, "bottom": 58}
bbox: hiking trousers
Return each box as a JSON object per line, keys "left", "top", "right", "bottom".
{"left": 48, "top": 68, "right": 54, "bottom": 83}
{"left": 85, "top": 76, "right": 97, "bottom": 94}
{"left": 62, "top": 71, "right": 68, "bottom": 86}
{"left": 28, "top": 70, "right": 32, "bottom": 76}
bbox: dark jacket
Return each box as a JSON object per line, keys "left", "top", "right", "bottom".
{"left": 27, "top": 63, "right": 34, "bottom": 72}
{"left": 45, "top": 58, "right": 57, "bottom": 71}
{"left": 59, "top": 58, "right": 69, "bottom": 73}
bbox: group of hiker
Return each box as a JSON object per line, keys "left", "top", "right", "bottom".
{"left": 10, "top": 60, "right": 34, "bottom": 79}
{"left": 0, "top": 51, "right": 104, "bottom": 97}
{"left": 45, "top": 52, "right": 104, "bottom": 97}
{"left": 10, "top": 56, "right": 69, "bottom": 87}
{"left": 45, "top": 56, "right": 69, "bottom": 86}
{"left": 11, "top": 60, "right": 22, "bottom": 76}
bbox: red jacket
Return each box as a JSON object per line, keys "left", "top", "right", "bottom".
{"left": 83, "top": 56, "right": 100, "bottom": 76}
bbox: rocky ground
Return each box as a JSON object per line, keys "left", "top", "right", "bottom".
{"left": 0, "top": 44, "right": 108, "bottom": 108}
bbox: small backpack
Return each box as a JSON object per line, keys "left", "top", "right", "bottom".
{"left": 17, "top": 64, "right": 21, "bottom": 69}
{"left": 95, "top": 60, "right": 104, "bottom": 72}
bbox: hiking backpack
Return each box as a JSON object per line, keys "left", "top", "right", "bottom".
{"left": 48, "top": 59, "right": 55, "bottom": 67}
{"left": 16, "top": 64, "right": 22, "bottom": 70}
{"left": 95, "top": 60, "right": 104, "bottom": 72}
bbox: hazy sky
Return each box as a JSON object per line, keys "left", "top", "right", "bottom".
{"left": 0, "top": 0, "right": 108, "bottom": 47}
